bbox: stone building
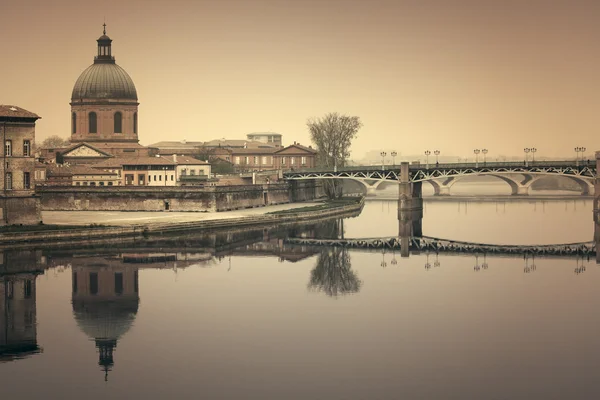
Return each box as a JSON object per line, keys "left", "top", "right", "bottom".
{"left": 71, "top": 264, "right": 139, "bottom": 380}
{"left": 45, "top": 165, "right": 120, "bottom": 187}
{"left": 92, "top": 156, "right": 176, "bottom": 186}
{"left": 64, "top": 25, "right": 154, "bottom": 164}
{"left": 0, "top": 105, "right": 42, "bottom": 225}
{"left": 246, "top": 132, "right": 283, "bottom": 147}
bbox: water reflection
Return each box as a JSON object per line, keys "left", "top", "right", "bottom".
{"left": 71, "top": 264, "right": 139, "bottom": 381}
{"left": 308, "top": 248, "right": 361, "bottom": 297}
{"left": 0, "top": 251, "right": 42, "bottom": 362}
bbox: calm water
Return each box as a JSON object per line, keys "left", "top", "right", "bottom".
{"left": 2, "top": 196, "right": 599, "bottom": 400}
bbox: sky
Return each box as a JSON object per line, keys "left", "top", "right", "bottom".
{"left": 1, "top": 0, "right": 599, "bottom": 160}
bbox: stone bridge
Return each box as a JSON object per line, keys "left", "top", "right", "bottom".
{"left": 284, "top": 160, "right": 596, "bottom": 196}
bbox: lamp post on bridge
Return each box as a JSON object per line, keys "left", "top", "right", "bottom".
{"left": 380, "top": 151, "right": 386, "bottom": 171}
{"left": 524, "top": 148, "right": 530, "bottom": 166}
{"left": 481, "top": 149, "right": 488, "bottom": 166}
{"left": 530, "top": 148, "right": 537, "bottom": 164}
{"left": 391, "top": 151, "right": 397, "bottom": 166}
{"left": 473, "top": 149, "right": 480, "bottom": 168}
{"left": 434, "top": 150, "right": 440, "bottom": 166}
{"left": 424, "top": 150, "right": 431, "bottom": 169}
{"left": 574, "top": 146, "right": 586, "bottom": 166}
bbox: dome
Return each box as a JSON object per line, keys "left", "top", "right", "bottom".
{"left": 71, "top": 63, "right": 138, "bottom": 101}
{"left": 73, "top": 298, "right": 138, "bottom": 340}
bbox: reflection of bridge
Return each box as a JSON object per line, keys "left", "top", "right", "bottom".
{"left": 285, "top": 236, "right": 596, "bottom": 258}
{"left": 284, "top": 161, "right": 596, "bottom": 196}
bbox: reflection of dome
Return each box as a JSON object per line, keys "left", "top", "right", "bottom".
{"left": 73, "top": 299, "right": 138, "bottom": 340}
{"left": 71, "top": 63, "right": 138, "bottom": 101}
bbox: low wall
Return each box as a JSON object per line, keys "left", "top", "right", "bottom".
{"left": 38, "top": 180, "right": 323, "bottom": 212}
{"left": 0, "top": 197, "right": 364, "bottom": 247}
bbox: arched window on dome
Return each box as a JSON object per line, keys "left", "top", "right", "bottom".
{"left": 114, "top": 112, "right": 122, "bottom": 134}
{"left": 89, "top": 112, "right": 97, "bottom": 134}
{"left": 133, "top": 112, "right": 138, "bottom": 134}
{"left": 72, "top": 112, "right": 77, "bottom": 134}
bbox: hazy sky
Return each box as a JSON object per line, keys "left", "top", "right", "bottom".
{"left": 2, "top": 0, "right": 599, "bottom": 159}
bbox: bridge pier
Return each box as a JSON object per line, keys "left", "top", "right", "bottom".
{"left": 398, "top": 162, "right": 423, "bottom": 257}
{"left": 514, "top": 185, "right": 529, "bottom": 196}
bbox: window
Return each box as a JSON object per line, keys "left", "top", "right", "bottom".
{"left": 133, "top": 112, "right": 138, "bottom": 134}
{"left": 5, "top": 172, "right": 12, "bottom": 190}
{"left": 190, "top": 169, "right": 195, "bottom": 176}
{"left": 4, "top": 140, "right": 12, "bottom": 156}
{"left": 235, "top": 156, "right": 240, "bottom": 165}
{"left": 114, "top": 112, "right": 122, "bottom": 133}
{"left": 181, "top": 169, "right": 187, "bottom": 176}
{"left": 301, "top": 156, "right": 307, "bottom": 165}
{"left": 90, "top": 272, "right": 98, "bottom": 295}
{"left": 89, "top": 112, "right": 97, "bottom": 133}
{"left": 262, "top": 156, "right": 268, "bottom": 165}
{"left": 108, "top": 182, "right": 113, "bottom": 186}
{"left": 99, "top": 181, "right": 105, "bottom": 186}
{"left": 159, "top": 175, "right": 162, "bottom": 181}
{"left": 24, "top": 280, "right": 32, "bottom": 298}
{"left": 23, "top": 140, "right": 31, "bottom": 157}
{"left": 171, "top": 175, "right": 174, "bottom": 181}
{"left": 282, "top": 157, "right": 286, "bottom": 165}
{"left": 244, "top": 157, "right": 249, "bottom": 164}
{"left": 72, "top": 112, "right": 77, "bottom": 134}
{"left": 253, "top": 156, "right": 258, "bottom": 164}
{"left": 291, "top": 157, "right": 296, "bottom": 165}
{"left": 115, "top": 272, "right": 123, "bottom": 295}
{"left": 23, "top": 172, "right": 31, "bottom": 189}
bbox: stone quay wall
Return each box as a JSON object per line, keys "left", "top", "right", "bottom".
{"left": 38, "top": 180, "right": 323, "bottom": 212}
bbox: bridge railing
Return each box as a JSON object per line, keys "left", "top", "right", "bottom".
{"left": 283, "top": 160, "right": 596, "bottom": 175}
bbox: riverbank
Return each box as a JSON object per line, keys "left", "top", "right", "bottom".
{"left": 0, "top": 198, "right": 364, "bottom": 247}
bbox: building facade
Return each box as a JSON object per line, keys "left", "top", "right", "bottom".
{"left": 1, "top": 105, "right": 42, "bottom": 225}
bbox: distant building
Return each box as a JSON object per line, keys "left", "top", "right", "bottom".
{"left": 45, "top": 165, "right": 120, "bottom": 187}
{"left": 92, "top": 156, "right": 176, "bottom": 186}
{"left": 170, "top": 155, "right": 211, "bottom": 186}
{"left": 0, "top": 105, "right": 42, "bottom": 225}
{"left": 219, "top": 143, "right": 317, "bottom": 172}
{"left": 246, "top": 132, "right": 283, "bottom": 147}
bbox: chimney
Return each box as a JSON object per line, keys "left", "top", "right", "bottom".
{"left": 173, "top": 154, "right": 177, "bottom": 163}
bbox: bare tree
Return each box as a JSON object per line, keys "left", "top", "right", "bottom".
{"left": 308, "top": 113, "right": 362, "bottom": 198}
{"left": 39, "top": 135, "right": 70, "bottom": 149}
{"left": 308, "top": 247, "right": 361, "bottom": 297}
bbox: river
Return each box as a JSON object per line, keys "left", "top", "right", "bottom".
{"left": 1, "top": 195, "right": 599, "bottom": 400}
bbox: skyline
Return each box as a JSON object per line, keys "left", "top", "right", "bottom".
{"left": 2, "top": 0, "right": 599, "bottom": 159}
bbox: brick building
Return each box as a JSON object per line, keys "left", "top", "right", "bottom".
{"left": 0, "top": 105, "right": 41, "bottom": 225}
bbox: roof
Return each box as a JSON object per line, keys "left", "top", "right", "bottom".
{"left": 47, "top": 165, "right": 119, "bottom": 176}
{"left": 91, "top": 142, "right": 149, "bottom": 150}
{"left": 0, "top": 105, "right": 40, "bottom": 120}
{"left": 93, "top": 156, "right": 175, "bottom": 168}
{"left": 247, "top": 132, "right": 282, "bottom": 137}
{"left": 172, "top": 155, "right": 210, "bottom": 165}
{"left": 275, "top": 143, "right": 317, "bottom": 154}
{"left": 203, "top": 139, "right": 277, "bottom": 149}
{"left": 231, "top": 147, "right": 280, "bottom": 155}
{"left": 61, "top": 142, "right": 113, "bottom": 157}
{"left": 148, "top": 140, "right": 204, "bottom": 149}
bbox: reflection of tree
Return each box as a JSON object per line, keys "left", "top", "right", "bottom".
{"left": 308, "top": 248, "right": 361, "bottom": 297}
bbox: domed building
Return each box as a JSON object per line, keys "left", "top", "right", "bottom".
{"left": 62, "top": 25, "right": 155, "bottom": 164}
{"left": 72, "top": 263, "right": 139, "bottom": 380}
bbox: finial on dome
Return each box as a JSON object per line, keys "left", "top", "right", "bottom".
{"left": 103, "top": 22, "right": 106, "bottom": 35}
